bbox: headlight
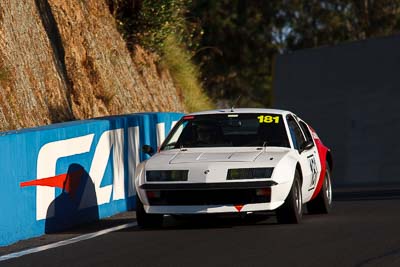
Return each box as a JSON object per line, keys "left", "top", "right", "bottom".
{"left": 227, "top": 168, "right": 273, "bottom": 180}
{"left": 146, "top": 170, "right": 189, "bottom": 182}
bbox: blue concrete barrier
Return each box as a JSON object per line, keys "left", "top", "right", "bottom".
{"left": 0, "top": 112, "right": 183, "bottom": 246}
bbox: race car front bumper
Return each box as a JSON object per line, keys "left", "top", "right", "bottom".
{"left": 145, "top": 202, "right": 285, "bottom": 214}
{"left": 138, "top": 180, "right": 291, "bottom": 214}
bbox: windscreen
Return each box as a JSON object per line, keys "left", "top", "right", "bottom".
{"left": 161, "top": 113, "right": 290, "bottom": 150}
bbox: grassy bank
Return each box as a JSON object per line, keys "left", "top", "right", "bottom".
{"left": 162, "top": 35, "right": 214, "bottom": 112}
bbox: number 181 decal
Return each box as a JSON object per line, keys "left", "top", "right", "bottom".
{"left": 257, "top": 115, "right": 280, "bottom": 124}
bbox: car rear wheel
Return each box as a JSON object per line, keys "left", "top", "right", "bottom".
{"left": 276, "top": 170, "right": 303, "bottom": 224}
{"left": 307, "top": 162, "right": 332, "bottom": 214}
{"left": 136, "top": 195, "right": 163, "bottom": 228}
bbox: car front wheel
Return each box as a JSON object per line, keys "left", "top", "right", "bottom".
{"left": 276, "top": 170, "right": 303, "bottom": 224}
{"left": 136, "top": 195, "right": 163, "bottom": 228}
{"left": 307, "top": 162, "right": 332, "bottom": 214}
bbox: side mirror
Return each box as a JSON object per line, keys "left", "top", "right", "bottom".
{"left": 142, "top": 144, "right": 155, "bottom": 156}
{"left": 300, "top": 140, "right": 314, "bottom": 153}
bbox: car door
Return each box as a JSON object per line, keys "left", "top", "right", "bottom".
{"left": 286, "top": 115, "right": 320, "bottom": 202}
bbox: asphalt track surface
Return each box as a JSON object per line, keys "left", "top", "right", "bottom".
{"left": 2, "top": 187, "right": 400, "bottom": 267}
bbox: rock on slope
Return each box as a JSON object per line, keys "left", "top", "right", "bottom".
{"left": 0, "top": 0, "right": 184, "bottom": 131}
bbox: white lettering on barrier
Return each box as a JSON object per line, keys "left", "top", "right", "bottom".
{"left": 36, "top": 134, "right": 94, "bottom": 220}
{"left": 156, "top": 123, "right": 165, "bottom": 147}
{"left": 79, "top": 129, "right": 125, "bottom": 209}
{"left": 156, "top": 121, "right": 177, "bottom": 146}
{"left": 35, "top": 123, "right": 169, "bottom": 220}
{"left": 128, "top": 127, "right": 140, "bottom": 197}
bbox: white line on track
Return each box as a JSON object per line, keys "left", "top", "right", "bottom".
{"left": 0, "top": 222, "right": 138, "bottom": 262}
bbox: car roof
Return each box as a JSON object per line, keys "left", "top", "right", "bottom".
{"left": 187, "top": 108, "right": 293, "bottom": 116}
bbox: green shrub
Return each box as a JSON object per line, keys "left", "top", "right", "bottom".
{"left": 107, "top": 0, "right": 213, "bottom": 111}
{"left": 108, "top": 0, "right": 194, "bottom": 53}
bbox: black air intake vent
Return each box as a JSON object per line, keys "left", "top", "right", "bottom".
{"left": 227, "top": 168, "right": 273, "bottom": 180}
{"left": 146, "top": 170, "right": 188, "bottom": 182}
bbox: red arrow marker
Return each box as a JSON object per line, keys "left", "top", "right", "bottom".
{"left": 234, "top": 205, "right": 244, "bottom": 212}
{"left": 20, "top": 168, "right": 84, "bottom": 196}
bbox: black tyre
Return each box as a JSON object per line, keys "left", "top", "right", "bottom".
{"left": 307, "top": 162, "right": 332, "bottom": 214}
{"left": 276, "top": 170, "right": 303, "bottom": 224}
{"left": 136, "top": 195, "right": 163, "bottom": 228}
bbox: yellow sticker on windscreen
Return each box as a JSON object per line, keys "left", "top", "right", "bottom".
{"left": 257, "top": 115, "right": 280, "bottom": 123}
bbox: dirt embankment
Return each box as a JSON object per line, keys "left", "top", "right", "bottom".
{"left": 0, "top": 0, "right": 184, "bottom": 131}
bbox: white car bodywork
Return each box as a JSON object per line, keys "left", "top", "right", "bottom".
{"left": 134, "top": 108, "right": 329, "bottom": 215}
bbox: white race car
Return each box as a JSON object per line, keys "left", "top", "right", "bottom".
{"left": 134, "top": 108, "right": 333, "bottom": 227}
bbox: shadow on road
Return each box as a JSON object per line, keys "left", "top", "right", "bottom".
{"left": 121, "top": 212, "right": 279, "bottom": 232}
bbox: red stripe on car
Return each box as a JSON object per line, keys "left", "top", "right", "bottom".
{"left": 309, "top": 127, "right": 329, "bottom": 200}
